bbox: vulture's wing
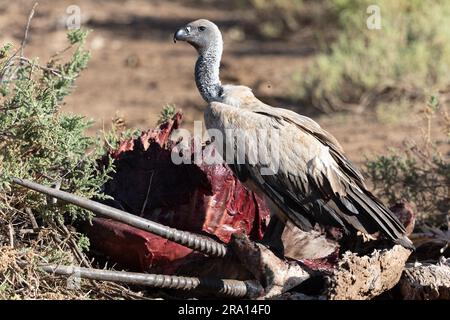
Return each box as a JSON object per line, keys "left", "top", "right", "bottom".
{"left": 224, "top": 87, "right": 366, "bottom": 184}
{"left": 205, "top": 97, "right": 412, "bottom": 248}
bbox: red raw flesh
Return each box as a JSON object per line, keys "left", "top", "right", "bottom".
{"left": 88, "top": 112, "right": 270, "bottom": 273}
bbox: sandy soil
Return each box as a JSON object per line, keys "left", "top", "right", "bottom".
{"left": 0, "top": 0, "right": 445, "bottom": 166}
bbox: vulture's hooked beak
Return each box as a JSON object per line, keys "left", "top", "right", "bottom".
{"left": 173, "top": 26, "right": 190, "bottom": 43}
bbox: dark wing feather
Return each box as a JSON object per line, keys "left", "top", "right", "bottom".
{"left": 207, "top": 99, "right": 413, "bottom": 249}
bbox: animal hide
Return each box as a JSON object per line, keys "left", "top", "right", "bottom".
{"left": 86, "top": 112, "right": 270, "bottom": 273}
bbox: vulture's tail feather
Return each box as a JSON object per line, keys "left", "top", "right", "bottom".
{"left": 395, "top": 236, "right": 415, "bottom": 251}
{"left": 344, "top": 186, "right": 414, "bottom": 250}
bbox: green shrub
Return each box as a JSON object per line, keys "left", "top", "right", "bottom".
{"left": 157, "top": 104, "right": 177, "bottom": 125}
{"left": 0, "top": 25, "right": 136, "bottom": 299}
{"left": 365, "top": 96, "right": 449, "bottom": 226}
{"left": 0, "top": 29, "right": 113, "bottom": 226}
{"left": 296, "top": 0, "right": 450, "bottom": 113}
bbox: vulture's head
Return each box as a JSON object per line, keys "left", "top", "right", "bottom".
{"left": 173, "top": 19, "right": 222, "bottom": 53}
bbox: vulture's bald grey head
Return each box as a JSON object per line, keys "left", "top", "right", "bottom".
{"left": 174, "top": 19, "right": 224, "bottom": 103}
{"left": 174, "top": 19, "right": 223, "bottom": 54}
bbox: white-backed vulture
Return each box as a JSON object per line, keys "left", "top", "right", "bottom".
{"left": 173, "top": 19, "right": 414, "bottom": 250}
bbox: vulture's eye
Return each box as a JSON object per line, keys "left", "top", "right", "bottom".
{"left": 198, "top": 26, "right": 206, "bottom": 32}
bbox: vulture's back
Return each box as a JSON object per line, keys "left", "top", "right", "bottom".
{"left": 203, "top": 85, "right": 413, "bottom": 249}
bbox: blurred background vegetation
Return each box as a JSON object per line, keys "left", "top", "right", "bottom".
{"left": 296, "top": 0, "right": 450, "bottom": 114}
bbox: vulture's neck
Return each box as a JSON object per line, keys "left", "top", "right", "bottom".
{"left": 195, "top": 42, "right": 223, "bottom": 103}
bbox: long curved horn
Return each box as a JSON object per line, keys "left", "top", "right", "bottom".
{"left": 13, "top": 178, "right": 229, "bottom": 258}
{"left": 17, "top": 262, "right": 263, "bottom": 298}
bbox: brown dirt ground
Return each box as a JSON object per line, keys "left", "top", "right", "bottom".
{"left": 0, "top": 0, "right": 447, "bottom": 166}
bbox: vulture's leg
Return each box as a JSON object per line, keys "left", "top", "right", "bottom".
{"left": 261, "top": 215, "right": 286, "bottom": 258}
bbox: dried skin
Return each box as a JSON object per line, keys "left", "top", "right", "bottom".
{"left": 399, "top": 259, "right": 450, "bottom": 300}
{"left": 327, "top": 245, "right": 411, "bottom": 300}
